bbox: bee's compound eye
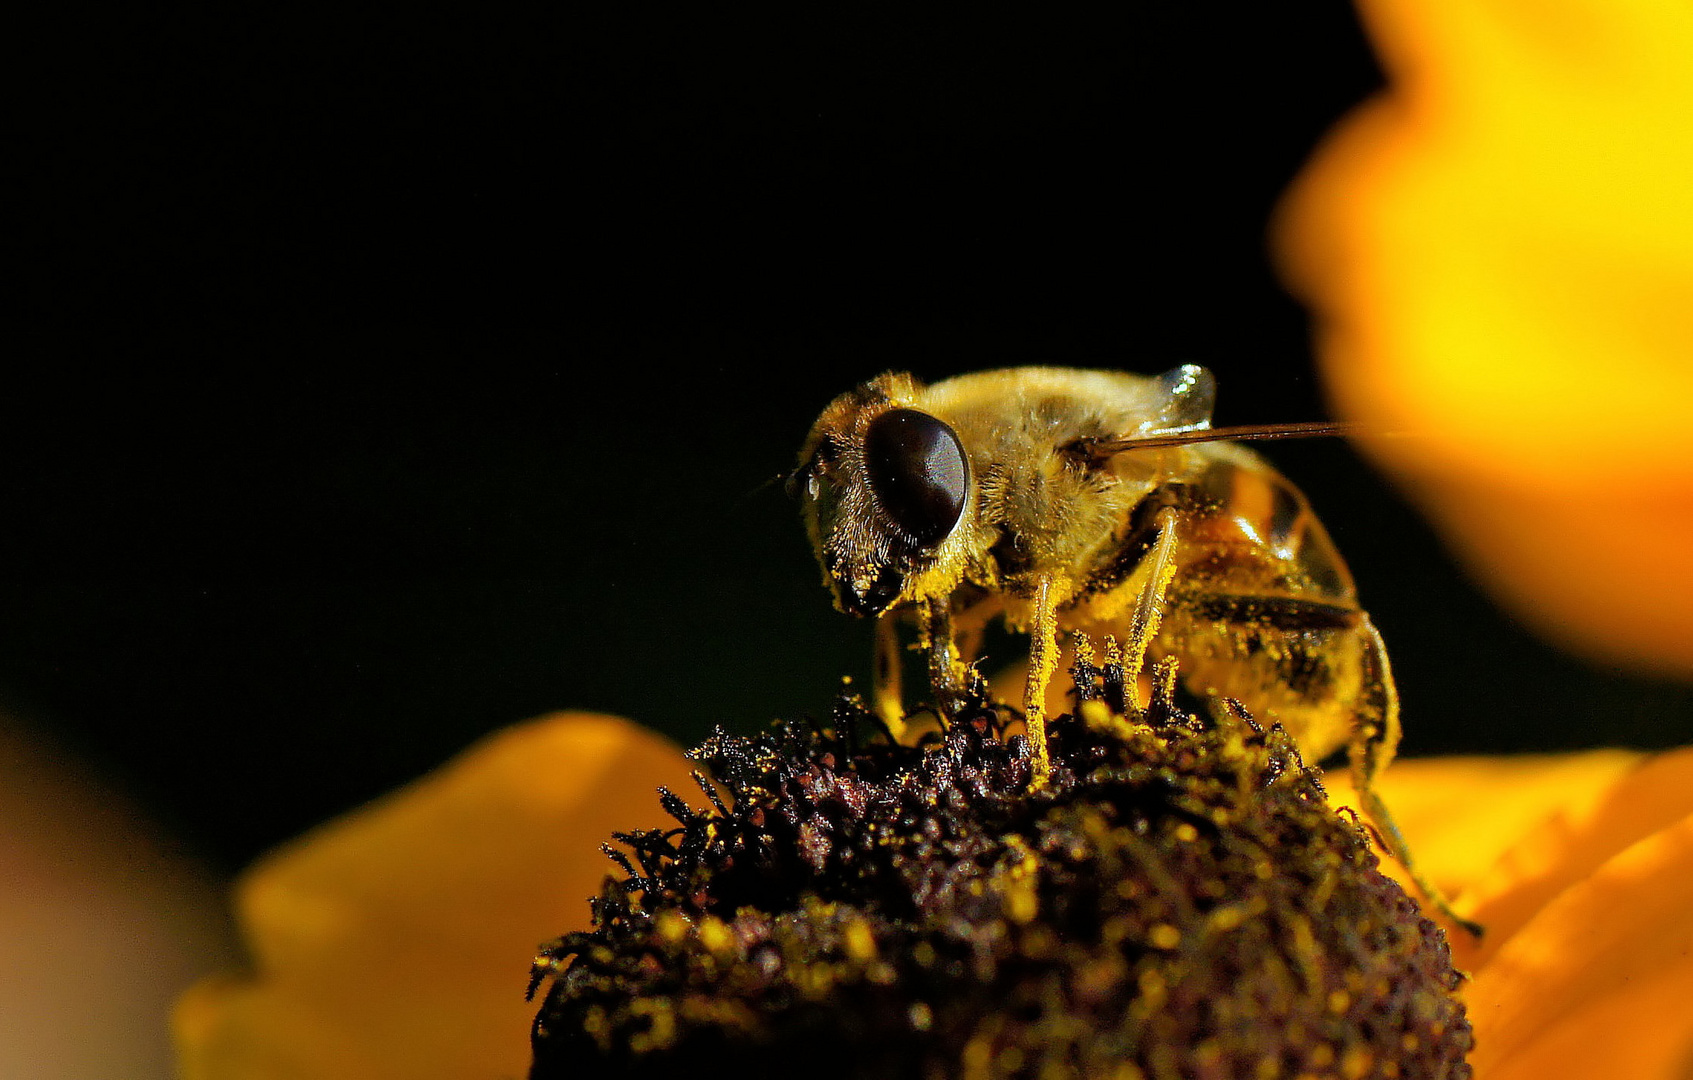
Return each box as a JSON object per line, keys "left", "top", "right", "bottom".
{"left": 863, "top": 408, "right": 969, "bottom": 545}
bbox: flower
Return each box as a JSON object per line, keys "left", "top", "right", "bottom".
{"left": 1328, "top": 749, "right": 1693, "bottom": 1079}
{"left": 174, "top": 713, "right": 1693, "bottom": 1078}
{"left": 530, "top": 690, "right": 1472, "bottom": 1079}
{"left": 173, "top": 714, "right": 704, "bottom": 1080}
{"left": 1276, "top": 0, "right": 1693, "bottom": 677}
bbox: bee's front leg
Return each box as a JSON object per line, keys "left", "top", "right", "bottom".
{"left": 1023, "top": 509, "right": 1181, "bottom": 786}
{"left": 1024, "top": 576, "right": 1060, "bottom": 786}
{"left": 920, "top": 595, "right": 968, "bottom": 722}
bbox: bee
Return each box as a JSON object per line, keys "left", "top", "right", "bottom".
{"left": 793, "top": 365, "right": 1480, "bottom": 936}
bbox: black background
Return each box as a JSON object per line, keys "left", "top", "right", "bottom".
{"left": 13, "top": 4, "right": 1692, "bottom": 873}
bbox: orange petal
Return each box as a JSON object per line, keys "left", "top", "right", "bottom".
{"left": 1278, "top": 0, "right": 1693, "bottom": 675}
{"left": 174, "top": 712, "right": 702, "bottom": 1080}
{"left": 1325, "top": 750, "right": 1640, "bottom": 900}
{"left": 1456, "top": 746, "right": 1693, "bottom": 970}
{"left": 1465, "top": 809, "right": 1693, "bottom": 1080}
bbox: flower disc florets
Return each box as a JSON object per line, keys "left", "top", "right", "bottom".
{"left": 529, "top": 661, "right": 1471, "bottom": 1079}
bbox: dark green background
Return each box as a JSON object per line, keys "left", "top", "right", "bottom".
{"left": 13, "top": 4, "right": 1691, "bottom": 873}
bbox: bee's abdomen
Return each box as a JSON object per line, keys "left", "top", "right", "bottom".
{"left": 1178, "top": 454, "right": 1356, "bottom": 605}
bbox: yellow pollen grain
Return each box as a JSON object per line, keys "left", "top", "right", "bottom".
{"left": 1000, "top": 835, "right": 1042, "bottom": 924}
{"left": 626, "top": 998, "right": 677, "bottom": 1054}
{"left": 1079, "top": 699, "right": 1112, "bottom": 731}
{"left": 1205, "top": 899, "right": 1264, "bottom": 934}
{"left": 582, "top": 1004, "right": 609, "bottom": 1049}
{"left": 1005, "top": 885, "right": 1039, "bottom": 925}
{"left": 843, "top": 919, "right": 878, "bottom": 962}
{"left": 1137, "top": 968, "right": 1167, "bottom": 998}
{"left": 695, "top": 916, "right": 735, "bottom": 956}
{"left": 1021, "top": 926, "right": 1057, "bottom": 960}
{"left": 1079, "top": 699, "right": 1140, "bottom": 740}
{"left": 1327, "top": 989, "right": 1351, "bottom": 1014}
{"left": 1341, "top": 1046, "right": 1375, "bottom": 1079}
{"left": 1174, "top": 823, "right": 1199, "bottom": 843}
{"left": 655, "top": 911, "right": 690, "bottom": 944}
{"left": 1148, "top": 923, "right": 1181, "bottom": 949}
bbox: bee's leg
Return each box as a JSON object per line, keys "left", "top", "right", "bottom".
{"left": 1025, "top": 576, "right": 1060, "bottom": 786}
{"left": 1352, "top": 616, "right": 1485, "bottom": 939}
{"left": 871, "top": 616, "right": 907, "bottom": 742}
{"left": 1121, "top": 508, "right": 1183, "bottom": 715}
{"left": 920, "top": 595, "right": 967, "bottom": 723}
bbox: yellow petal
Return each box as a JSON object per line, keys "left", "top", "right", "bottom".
{"left": 1458, "top": 746, "right": 1693, "bottom": 968}
{"left": 1465, "top": 810, "right": 1693, "bottom": 1080}
{"left": 175, "top": 712, "right": 702, "bottom": 1080}
{"left": 1279, "top": 0, "right": 1693, "bottom": 675}
{"left": 1325, "top": 749, "right": 1640, "bottom": 900}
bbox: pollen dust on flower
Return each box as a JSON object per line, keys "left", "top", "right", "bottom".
{"left": 527, "top": 646, "right": 1472, "bottom": 1079}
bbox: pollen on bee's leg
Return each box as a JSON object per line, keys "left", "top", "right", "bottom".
{"left": 871, "top": 620, "right": 908, "bottom": 743}
{"left": 1020, "top": 577, "right": 1062, "bottom": 788}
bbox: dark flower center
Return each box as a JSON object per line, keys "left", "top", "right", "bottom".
{"left": 528, "top": 653, "right": 1472, "bottom": 1079}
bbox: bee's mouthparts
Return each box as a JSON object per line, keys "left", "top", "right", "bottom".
{"left": 841, "top": 567, "right": 903, "bottom": 618}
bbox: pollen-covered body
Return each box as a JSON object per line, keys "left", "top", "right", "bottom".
{"left": 919, "top": 368, "right": 1178, "bottom": 605}
{"left": 1123, "top": 444, "right": 1368, "bottom": 763}
{"left": 798, "top": 366, "right": 1376, "bottom": 764}
{"left": 795, "top": 366, "right": 1481, "bottom": 937}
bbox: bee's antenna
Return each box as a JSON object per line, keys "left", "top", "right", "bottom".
{"left": 1075, "top": 420, "right": 1363, "bottom": 457}
{"left": 736, "top": 470, "right": 793, "bottom": 509}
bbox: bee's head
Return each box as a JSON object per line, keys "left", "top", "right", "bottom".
{"left": 792, "top": 374, "right": 971, "bottom": 617}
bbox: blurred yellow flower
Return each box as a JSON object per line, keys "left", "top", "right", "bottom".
{"left": 1278, "top": 0, "right": 1693, "bottom": 676}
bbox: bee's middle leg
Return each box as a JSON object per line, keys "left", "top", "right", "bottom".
{"left": 1121, "top": 508, "right": 1182, "bottom": 711}
{"left": 1024, "top": 576, "right": 1059, "bottom": 786}
{"left": 872, "top": 616, "right": 907, "bottom": 740}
